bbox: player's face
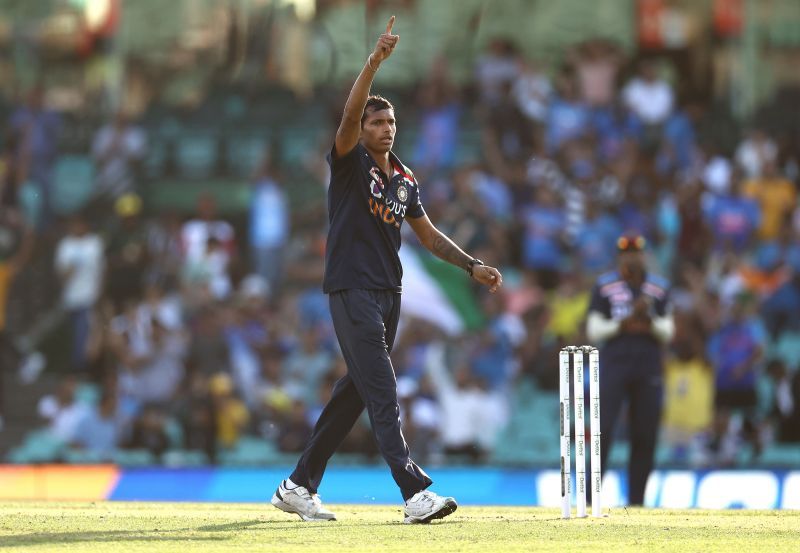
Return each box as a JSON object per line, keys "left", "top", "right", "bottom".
{"left": 619, "top": 250, "right": 645, "bottom": 276}
{"left": 361, "top": 108, "right": 396, "bottom": 154}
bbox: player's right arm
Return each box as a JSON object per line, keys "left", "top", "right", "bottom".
{"left": 334, "top": 16, "right": 399, "bottom": 158}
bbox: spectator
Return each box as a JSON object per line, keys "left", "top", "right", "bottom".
{"left": 735, "top": 129, "right": 778, "bottom": 179}
{"left": 209, "top": 372, "right": 249, "bottom": 449}
{"left": 183, "top": 236, "right": 232, "bottom": 301}
{"left": 72, "top": 391, "right": 122, "bottom": 460}
{"left": 277, "top": 399, "right": 313, "bottom": 453}
{"left": 176, "top": 373, "right": 217, "bottom": 463}
{"left": 37, "top": 377, "right": 90, "bottom": 444}
{"left": 662, "top": 335, "right": 715, "bottom": 462}
{"left": 520, "top": 186, "right": 566, "bottom": 289}
{"left": 743, "top": 160, "right": 796, "bottom": 241}
{"left": 546, "top": 70, "right": 590, "bottom": 153}
{"left": 570, "top": 39, "right": 622, "bottom": 108}
{"left": 181, "top": 194, "right": 235, "bottom": 264}
{"left": 249, "top": 158, "right": 289, "bottom": 294}
{"left": 475, "top": 38, "right": 520, "bottom": 107}
{"left": 224, "top": 286, "right": 270, "bottom": 407}
{"left": 470, "top": 317, "right": 520, "bottom": 392}
{"left": 761, "top": 259, "right": 800, "bottom": 337}
{"left": 55, "top": 214, "right": 104, "bottom": 372}
{"left": 573, "top": 202, "right": 623, "bottom": 274}
{"left": 765, "top": 359, "right": 800, "bottom": 443}
{"left": 145, "top": 211, "right": 183, "bottom": 285}
{"left": 105, "top": 194, "right": 149, "bottom": 310}
{"left": 704, "top": 175, "right": 761, "bottom": 253}
{"left": 622, "top": 60, "right": 674, "bottom": 127}
{"left": 282, "top": 326, "right": 333, "bottom": 405}
{"left": 8, "top": 86, "right": 61, "bottom": 229}
{"left": 513, "top": 59, "right": 552, "bottom": 125}
{"left": 0, "top": 200, "right": 36, "bottom": 382}
{"left": 125, "top": 404, "right": 170, "bottom": 460}
{"left": 90, "top": 110, "right": 147, "bottom": 211}
{"left": 706, "top": 292, "right": 767, "bottom": 456}
{"left": 425, "top": 352, "right": 507, "bottom": 463}
{"left": 117, "top": 318, "right": 185, "bottom": 406}
{"left": 413, "top": 58, "right": 461, "bottom": 174}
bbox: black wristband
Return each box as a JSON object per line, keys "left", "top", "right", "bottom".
{"left": 466, "top": 258, "right": 484, "bottom": 277}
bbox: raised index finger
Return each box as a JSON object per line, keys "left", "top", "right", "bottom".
{"left": 386, "top": 15, "right": 395, "bottom": 34}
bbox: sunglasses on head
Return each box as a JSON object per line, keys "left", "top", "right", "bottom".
{"left": 617, "top": 235, "right": 646, "bottom": 251}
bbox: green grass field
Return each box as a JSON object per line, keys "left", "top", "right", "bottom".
{"left": 0, "top": 502, "right": 798, "bottom": 552}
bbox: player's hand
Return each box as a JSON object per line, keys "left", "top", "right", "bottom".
{"left": 632, "top": 296, "right": 651, "bottom": 318}
{"left": 472, "top": 265, "right": 503, "bottom": 293}
{"left": 371, "top": 15, "right": 399, "bottom": 65}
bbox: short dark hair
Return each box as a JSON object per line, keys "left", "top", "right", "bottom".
{"left": 361, "top": 95, "right": 394, "bottom": 127}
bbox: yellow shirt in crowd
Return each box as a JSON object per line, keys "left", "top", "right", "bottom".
{"left": 662, "top": 357, "right": 714, "bottom": 434}
{"left": 744, "top": 177, "right": 797, "bottom": 240}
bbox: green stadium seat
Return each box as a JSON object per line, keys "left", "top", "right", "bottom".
{"left": 163, "top": 449, "right": 208, "bottom": 467}
{"left": 63, "top": 448, "right": 105, "bottom": 464}
{"left": 219, "top": 436, "right": 278, "bottom": 466}
{"left": 225, "top": 133, "right": 270, "bottom": 178}
{"left": 758, "top": 444, "right": 800, "bottom": 467}
{"left": 280, "top": 130, "right": 321, "bottom": 165}
{"left": 164, "top": 417, "right": 184, "bottom": 450}
{"left": 144, "top": 138, "right": 170, "bottom": 179}
{"left": 112, "top": 449, "right": 156, "bottom": 466}
{"left": 52, "top": 155, "right": 95, "bottom": 215}
{"left": 7, "top": 430, "right": 66, "bottom": 463}
{"left": 175, "top": 133, "right": 219, "bottom": 179}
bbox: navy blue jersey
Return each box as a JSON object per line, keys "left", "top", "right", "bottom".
{"left": 588, "top": 270, "right": 671, "bottom": 362}
{"left": 322, "top": 143, "right": 425, "bottom": 294}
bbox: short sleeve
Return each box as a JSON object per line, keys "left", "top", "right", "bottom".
{"left": 407, "top": 180, "right": 425, "bottom": 219}
{"left": 327, "top": 142, "right": 361, "bottom": 173}
{"left": 588, "top": 283, "right": 610, "bottom": 316}
{"left": 653, "top": 286, "right": 671, "bottom": 317}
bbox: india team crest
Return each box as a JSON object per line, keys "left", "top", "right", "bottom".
{"left": 396, "top": 184, "right": 408, "bottom": 203}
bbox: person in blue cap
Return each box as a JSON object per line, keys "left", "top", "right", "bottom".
{"left": 586, "top": 233, "right": 675, "bottom": 505}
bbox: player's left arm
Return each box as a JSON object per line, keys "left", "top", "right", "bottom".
{"left": 407, "top": 213, "right": 502, "bottom": 293}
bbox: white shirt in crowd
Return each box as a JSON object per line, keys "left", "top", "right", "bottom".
{"left": 622, "top": 77, "right": 674, "bottom": 125}
{"left": 55, "top": 233, "right": 104, "bottom": 310}
{"left": 91, "top": 123, "right": 147, "bottom": 198}
{"left": 424, "top": 343, "right": 508, "bottom": 450}
{"left": 181, "top": 219, "right": 235, "bottom": 263}
{"left": 735, "top": 135, "right": 778, "bottom": 179}
{"left": 37, "top": 395, "right": 91, "bottom": 443}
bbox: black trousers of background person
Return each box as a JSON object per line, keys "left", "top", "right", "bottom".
{"left": 290, "top": 289, "right": 432, "bottom": 501}
{"left": 597, "top": 351, "right": 663, "bottom": 506}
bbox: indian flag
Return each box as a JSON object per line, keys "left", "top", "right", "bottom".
{"left": 399, "top": 246, "right": 484, "bottom": 336}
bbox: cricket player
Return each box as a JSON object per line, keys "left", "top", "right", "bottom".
{"left": 271, "top": 16, "right": 503, "bottom": 523}
{"left": 586, "top": 234, "right": 674, "bottom": 505}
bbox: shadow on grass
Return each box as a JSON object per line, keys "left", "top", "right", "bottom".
{"left": 1, "top": 515, "right": 478, "bottom": 548}
{"left": 0, "top": 530, "right": 227, "bottom": 549}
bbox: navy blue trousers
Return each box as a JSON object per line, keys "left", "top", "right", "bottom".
{"left": 599, "top": 352, "right": 663, "bottom": 506}
{"left": 290, "top": 289, "right": 432, "bottom": 501}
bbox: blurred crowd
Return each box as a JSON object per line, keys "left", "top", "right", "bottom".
{"left": 1, "top": 35, "right": 799, "bottom": 468}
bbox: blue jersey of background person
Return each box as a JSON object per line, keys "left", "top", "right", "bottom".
{"left": 586, "top": 234, "right": 674, "bottom": 369}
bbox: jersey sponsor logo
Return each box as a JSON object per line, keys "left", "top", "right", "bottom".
{"left": 369, "top": 197, "right": 403, "bottom": 228}
{"left": 369, "top": 167, "right": 384, "bottom": 199}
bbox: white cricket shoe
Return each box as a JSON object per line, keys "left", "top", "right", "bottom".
{"left": 271, "top": 479, "right": 337, "bottom": 522}
{"left": 403, "top": 490, "right": 458, "bottom": 524}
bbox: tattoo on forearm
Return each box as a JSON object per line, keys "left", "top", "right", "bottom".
{"left": 431, "top": 233, "right": 470, "bottom": 269}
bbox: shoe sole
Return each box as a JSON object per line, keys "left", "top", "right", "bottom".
{"left": 271, "top": 489, "right": 337, "bottom": 522}
{"left": 404, "top": 498, "right": 458, "bottom": 524}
